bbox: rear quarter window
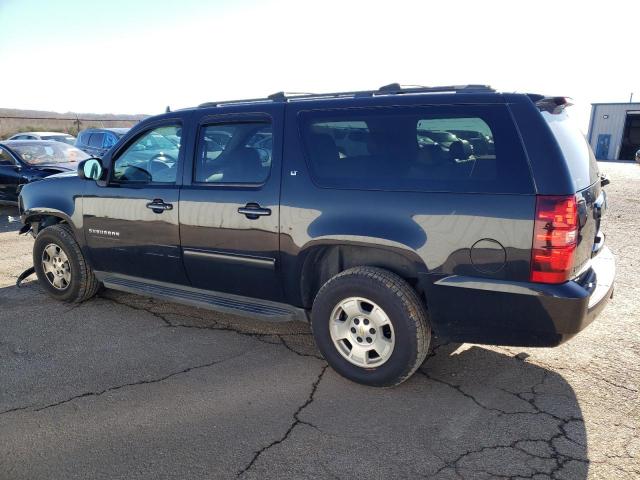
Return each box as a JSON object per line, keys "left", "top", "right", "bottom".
{"left": 542, "top": 111, "right": 599, "bottom": 191}
{"left": 299, "top": 104, "right": 533, "bottom": 194}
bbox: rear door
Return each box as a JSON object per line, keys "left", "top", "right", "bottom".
{"left": 83, "top": 120, "right": 188, "bottom": 285}
{"left": 179, "top": 106, "right": 284, "bottom": 301}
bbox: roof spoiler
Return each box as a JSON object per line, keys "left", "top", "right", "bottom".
{"left": 529, "top": 95, "right": 574, "bottom": 114}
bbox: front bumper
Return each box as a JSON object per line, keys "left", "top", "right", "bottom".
{"left": 423, "top": 246, "right": 616, "bottom": 347}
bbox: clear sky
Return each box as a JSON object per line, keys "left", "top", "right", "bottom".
{"left": 0, "top": 0, "right": 637, "bottom": 131}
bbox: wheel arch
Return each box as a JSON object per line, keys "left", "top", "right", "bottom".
{"left": 297, "top": 240, "right": 428, "bottom": 309}
{"left": 22, "top": 210, "right": 74, "bottom": 236}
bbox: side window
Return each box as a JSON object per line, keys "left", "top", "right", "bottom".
{"left": 0, "top": 148, "right": 14, "bottom": 165}
{"left": 194, "top": 122, "right": 271, "bottom": 184}
{"left": 103, "top": 133, "right": 117, "bottom": 148}
{"left": 112, "top": 125, "right": 181, "bottom": 184}
{"left": 300, "top": 105, "right": 533, "bottom": 194}
{"left": 88, "top": 133, "right": 105, "bottom": 148}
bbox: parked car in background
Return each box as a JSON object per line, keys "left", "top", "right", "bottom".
{"left": 7, "top": 131, "right": 76, "bottom": 145}
{"left": 0, "top": 140, "right": 89, "bottom": 204}
{"left": 75, "top": 128, "right": 129, "bottom": 158}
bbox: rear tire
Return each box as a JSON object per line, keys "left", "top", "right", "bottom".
{"left": 33, "top": 223, "right": 101, "bottom": 303}
{"left": 311, "top": 266, "right": 430, "bottom": 387}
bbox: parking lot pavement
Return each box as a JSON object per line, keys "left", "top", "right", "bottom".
{"left": 0, "top": 162, "right": 638, "bottom": 480}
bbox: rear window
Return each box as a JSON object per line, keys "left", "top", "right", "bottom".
{"left": 542, "top": 111, "right": 599, "bottom": 191}
{"left": 88, "top": 132, "right": 105, "bottom": 148}
{"left": 299, "top": 105, "right": 533, "bottom": 193}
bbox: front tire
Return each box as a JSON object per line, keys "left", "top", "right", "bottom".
{"left": 311, "top": 267, "right": 430, "bottom": 387}
{"left": 33, "top": 224, "right": 100, "bottom": 303}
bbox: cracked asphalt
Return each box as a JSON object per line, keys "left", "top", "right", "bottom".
{"left": 0, "top": 161, "right": 638, "bottom": 479}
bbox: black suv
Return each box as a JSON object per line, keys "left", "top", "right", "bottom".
{"left": 75, "top": 128, "right": 130, "bottom": 158}
{"left": 18, "top": 85, "right": 615, "bottom": 387}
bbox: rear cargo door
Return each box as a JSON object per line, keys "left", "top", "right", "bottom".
{"left": 543, "top": 111, "right": 604, "bottom": 276}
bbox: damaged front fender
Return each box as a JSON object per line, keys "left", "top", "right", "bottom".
{"left": 18, "top": 223, "right": 32, "bottom": 236}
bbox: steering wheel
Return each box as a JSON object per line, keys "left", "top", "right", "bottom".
{"left": 147, "top": 154, "right": 176, "bottom": 181}
{"left": 121, "top": 165, "right": 152, "bottom": 183}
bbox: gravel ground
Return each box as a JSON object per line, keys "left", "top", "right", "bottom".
{"left": 0, "top": 161, "right": 638, "bottom": 479}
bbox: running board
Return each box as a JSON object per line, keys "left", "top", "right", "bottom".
{"left": 97, "top": 273, "right": 309, "bottom": 323}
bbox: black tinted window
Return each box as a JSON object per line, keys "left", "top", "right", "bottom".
{"left": 300, "top": 105, "right": 533, "bottom": 193}
{"left": 88, "top": 132, "right": 105, "bottom": 148}
{"left": 195, "top": 122, "right": 271, "bottom": 184}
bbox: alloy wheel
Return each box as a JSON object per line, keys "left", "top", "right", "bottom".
{"left": 329, "top": 297, "right": 395, "bottom": 367}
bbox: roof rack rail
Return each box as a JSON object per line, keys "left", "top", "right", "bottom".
{"left": 377, "top": 83, "right": 494, "bottom": 94}
{"left": 197, "top": 84, "right": 495, "bottom": 108}
{"left": 267, "top": 91, "right": 316, "bottom": 101}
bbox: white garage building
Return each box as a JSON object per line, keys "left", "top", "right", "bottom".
{"left": 587, "top": 102, "right": 640, "bottom": 160}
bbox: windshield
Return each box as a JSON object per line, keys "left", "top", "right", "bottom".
{"left": 11, "top": 142, "right": 90, "bottom": 165}
{"left": 42, "top": 135, "right": 76, "bottom": 145}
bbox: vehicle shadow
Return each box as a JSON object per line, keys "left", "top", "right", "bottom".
{"left": 302, "top": 342, "right": 589, "bottom": 479}
{"left": 418, "top": 343, "right": 588, "bottom": 478}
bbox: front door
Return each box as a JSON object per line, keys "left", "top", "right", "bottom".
{"left": 179, "top": 108, "right": 284, "bottom": 301}
{"left": 83, "top": 122, "right": 189, "bottom": 285}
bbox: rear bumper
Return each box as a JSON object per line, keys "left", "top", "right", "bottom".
{"left": 423, "top": 246, "right": 615, "bottom": 347}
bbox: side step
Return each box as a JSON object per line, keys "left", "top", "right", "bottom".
{"left": 97, "top": 273, "right": 309, "bottom": 323}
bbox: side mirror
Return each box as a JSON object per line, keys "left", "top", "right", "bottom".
{"left": 78, "top": 158, "right": 104, "bottom": 181}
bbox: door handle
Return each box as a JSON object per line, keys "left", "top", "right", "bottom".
{"left": 146, "top": 199, "right": 173, "bottom": 214}
{"left": 238, "top": 203, "right": 271, "bottom": 220}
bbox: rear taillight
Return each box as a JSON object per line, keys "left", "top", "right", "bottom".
{"left": 530, "top": 195, "right": 578, "bottom": 284}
